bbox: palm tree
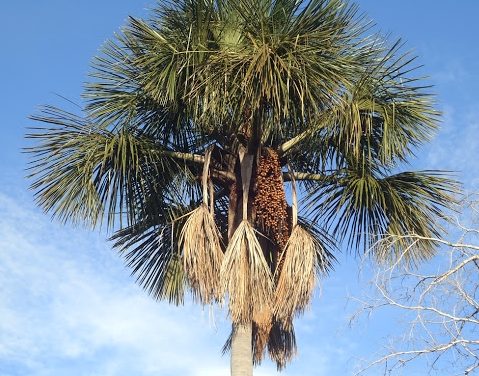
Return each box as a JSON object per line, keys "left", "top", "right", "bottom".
{"left": 27, "top": 0, "right": 459, "bottom": 374}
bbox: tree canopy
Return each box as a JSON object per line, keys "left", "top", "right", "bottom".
{"left": 27, "top": 0, "right": 459, "bottom": 370}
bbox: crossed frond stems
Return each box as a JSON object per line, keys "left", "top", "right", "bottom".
{"left": 163, "top": 149, "right": 324, "bottom": 182}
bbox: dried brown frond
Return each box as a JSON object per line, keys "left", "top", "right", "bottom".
{"left": 253, "top": 305, "right": 273, "bottom": 331}
{"left": 180, "top": 203, "right": 223, "bottom": 305}
{"left": 252, "top": 306, "right": 273, "bottom": 364}
{"left": 274, "top": 225, "right": 329, "bottom": 326}
{"left": 268, "top": 318, "right": 297, "bottom": 371}
{"left": 220, "top": 220, "right": 273, "bottom": 324}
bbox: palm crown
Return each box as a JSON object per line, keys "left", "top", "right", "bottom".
{"left": 27, "top": 0, "right": 458, "bottom": 370}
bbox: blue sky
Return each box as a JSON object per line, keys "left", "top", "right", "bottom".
{"left": 0, "top": 1, "right": 478, "bottom": 375}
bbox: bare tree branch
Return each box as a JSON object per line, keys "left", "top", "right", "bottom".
{"left": 353, "top": 194, "right": 479, "bottom": 375}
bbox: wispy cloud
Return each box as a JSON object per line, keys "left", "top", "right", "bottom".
{"left": 433, "top": 59, "right": 470, "bottom": 85}
{"left": 419, "top": 104, "right": 479, "bottom": 190}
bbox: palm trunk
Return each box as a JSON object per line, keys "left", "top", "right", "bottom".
{"left": 228, "top": 154, "right": 254, "bottom": 376}
{"left": 231, "top": 323, "right": 253, "bottom": 376}
{"left": 228, "top": 184, "right": 254, "bottom": 376}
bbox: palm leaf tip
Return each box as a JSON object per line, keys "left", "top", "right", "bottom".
{"left": 26, "top": 105, "right": 188, "bottom": 230}
{"left": 252, "top": 307, "right": 273, "bottom": 365}
{"left": 112, "top": 222, "right": 186, "bottom": 306}
{"left": 268, "top": 319, "right": 297, "bottom": 371}
{"left": 179, "top": 203, "right": 224, "bottom": 305}
{"left": 306, "top": 168, "right": 460, "bottom": 262}
{"left": 374, "top": 171, "right": 461, "bottom": 264}
{"left": 220, "top": 220, "right": 273, "bottom": 324}
{"left": 26, "top": 107, "right": 105, "bottom": 227}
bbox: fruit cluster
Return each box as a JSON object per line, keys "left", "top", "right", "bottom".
{"left": 253, "top": 148, "right": 289, "bottom": 250}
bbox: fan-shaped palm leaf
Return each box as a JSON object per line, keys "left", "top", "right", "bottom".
{"left": 305, "top": 169, "right": 459, "bottom": 262}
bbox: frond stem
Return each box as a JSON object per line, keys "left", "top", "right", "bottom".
{"left": 283, "top": 172, "right": 324, "bottom": 182}
{"left": 161, "top": 150, "right": 236, "bottom": 182}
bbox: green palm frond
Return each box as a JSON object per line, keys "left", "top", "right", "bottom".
{"left": 283, "top": 40, "right": 439, "bottom": 177}
{"left": 189, "top": 0, "right": 374, "bottom": 137}
{"left": 339, "top": 40, "right": 438, "bottom": 165}
{"left": 85, "top": 0, "right": 381, "bottom": 145}
{"left": 85, "top": 26, "right": 203, "bottom": 150}
{"left": 305, "top": 169, "right": 459, "bottom": 262}
{"left": 375, "top": 171, "right": 460, "bottom": 263}
{"left": 26, "top": 106, "right": 197, "bottom": 229}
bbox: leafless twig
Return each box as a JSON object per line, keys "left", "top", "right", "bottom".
{"left": 353, "top": 195, "right": 479, "bottom": 375}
